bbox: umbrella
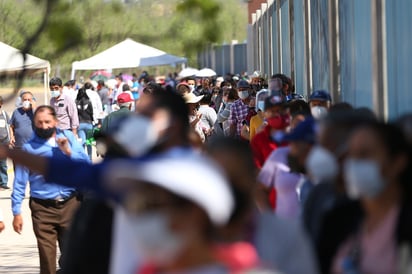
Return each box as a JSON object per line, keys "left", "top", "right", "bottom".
{"left": 179, "top": 67, "right": 199, "bottom": 78}
{"left": 120, "top": 73, "right": 134, "bottom": 82}
{"left": 90, "top": 70, "right": 112, "bottom": 82}
{"left": 196, "top": 68, "right": 216, "bottom": 78}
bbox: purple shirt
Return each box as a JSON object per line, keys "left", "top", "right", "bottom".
{"left": 228, "top": 99, "right": 249, "bottom": 137}
{"left": 50, "top": 93, "right": 79, "bottom": 130}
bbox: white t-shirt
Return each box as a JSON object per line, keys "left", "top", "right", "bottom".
{"left": 258, "top": 147, "right": 303, "bottom": 219}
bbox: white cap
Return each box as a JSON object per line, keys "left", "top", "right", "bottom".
{"left": 105, "top": 151, "right": 234, "bottom": 225}
{"left": 183, "top": 92, "right": 203, "bottom": 104}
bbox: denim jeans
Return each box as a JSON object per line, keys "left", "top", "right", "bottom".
{"left": 0, "top": 157, "right": 8, "bottom": 187}
{"left": 78, "top": 123, "right": 93, "bottom": 160}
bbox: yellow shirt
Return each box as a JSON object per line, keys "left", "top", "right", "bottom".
{"left": 250, "top": 112, "right": 264, "bottom": 140}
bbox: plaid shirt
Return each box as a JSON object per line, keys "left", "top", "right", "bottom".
{"left": 229, "top": 99, "right": 249, "bottom": 137}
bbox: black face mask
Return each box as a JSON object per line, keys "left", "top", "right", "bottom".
{"left": 34, "top": 127, "right": 56, "bottom": 139}
{"left": 287, "top": 153, "right": 306, "bottom": 174}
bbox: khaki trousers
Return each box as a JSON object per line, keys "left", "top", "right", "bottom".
{"left": 29, "top": 196, "right": 80, "bottom": 274}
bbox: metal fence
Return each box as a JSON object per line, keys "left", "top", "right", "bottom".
{"left": 247, "top": 0, "right": 412, "bottom": 120}
{"left": 197, "top": 42, "right": 248, "bottom": 77}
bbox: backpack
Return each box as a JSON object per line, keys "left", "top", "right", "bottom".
{"left": 76, "top": 97, "right": 93, "bottom": 123}
{"left": 0, "top": 110, "right": 10, "bottom": 143}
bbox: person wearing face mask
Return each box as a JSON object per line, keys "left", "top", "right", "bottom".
{"left": 250, "top": 95, "right": 289, "bottom": 169}
{"left": 215, "top": 88, "right": 238, "bottom": 137}
{"left": 228, "top": 80, "right": 254, "bottom": 138}
{"left": 9, "top": 91, "right": 36, "bottom": 170}
{"left": 258, "top": 101, "right": 311, "bottom": 217}
{"left": 0, "top": 90, "right": 195, "bottom": 274}
{"left": 49, "top": 77, "right": 80, "bottom": 139}
{"left": 249, "top": 89, "right": 269, "bottom": 140}
{"left": 105, "top": 152, "right": 235, "bottom": 274}
{"left": 315, "top": 122, "right": 412, "bottom": 274}
{"left": 10, "top": 105, "right": 89, "bottom": 274}
{"left": 184, "top": 92, "right": 206, "bottom": 143}
{"left": 302, "top": 110, "right": 377, "bottom": 247}
{"left": 282, "top": 117, "right": 318, "bottom": 205}
{"left": 308, "top": 90, "right": 331, "bottom": 120}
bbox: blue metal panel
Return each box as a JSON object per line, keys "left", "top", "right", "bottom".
{"left": 214, "top": 45, "right": 224, "bottom": 76}
{"left": 293, "top": 0, "right": 306, "bottom": 94}
{"left": 262, "top": 12, "right": 269, "bottom": 75}
{"left": 222, "top": 45, "right": 231, "bottom": 75}
{"left": 386, "top": 0, "right": 412, "bottom": 119}
{"left": 271, "top": 3, "right": 280, "bottom": 74}
{"left": 280, "top": 0, "right": 291, "bottom": 76}
{"left": 234, "top": 44, "right": 247, "bottom": 75}
{"left": 310, "top": 0, "right": 329, "bottom": 91}
{"left": 338, "top": 0, "right": 373, "bottom": 108}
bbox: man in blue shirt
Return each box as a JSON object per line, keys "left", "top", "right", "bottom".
{"left": 11, "top": 105, "right": 89, "bottom": 274}
{"left": 9, "top": 91, "right": 36, "bottom": 149}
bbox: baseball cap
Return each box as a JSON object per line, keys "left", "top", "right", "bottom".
{"left": 237, "top": 79, "right": 250, "bottom": 89}
{"left": 105, "top": 151, "right": 234, "bottom": 225}
{"left": 117, "top": 93, "right": 133, "bottom": 104}
{"left": 264, "top": 95, "right": 285, "bottom": 110}
{"left": 309, "top": 90, "right": 332, "bottom": 102}
{"left": 282, "top": 117, "right": 317, "bottom": 144}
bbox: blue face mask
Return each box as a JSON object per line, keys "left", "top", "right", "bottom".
{"left": 257, "top": 101, "right": 265, "bottom": 111}
{"left": 50, "top": 90, "right": 60, "bottom": 98}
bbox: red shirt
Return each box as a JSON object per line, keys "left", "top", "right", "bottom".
{"left": 250, "top": 125, "right": 280, "bottom": 169}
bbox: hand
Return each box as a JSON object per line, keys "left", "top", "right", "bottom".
{"left": 9, "top": 138, "right": 15, "bottom": 149}
{"left": 0, "top": 221, "right": 4, "bottom": 233}
{"left": 56, "top": 137, "right": 71, "bottom": 156}
{"left": 13, "top": 215, "right": 23, "bottom": 234}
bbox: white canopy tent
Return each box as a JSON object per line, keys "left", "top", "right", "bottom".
{"left": 0, "top": 41, "right": 50, "bottom": 104}
{"left": 71, "top": 38, "right": 187, "bottom": 79}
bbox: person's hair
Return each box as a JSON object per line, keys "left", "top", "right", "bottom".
{"left": 20, "top": 91, "right": 34, "bottom": 99}
{"left": 64, "top": 81, "right": 71, "bottom": 87}
{"left": 97, "top": 80, "right": 105, "bottom": 86}
{"left": 49, "top": 77, "right": 62, "bottom": 87}
{"left": 330, "top": 102, "right": 353, "bottom": 112}
{"left": 226, "top": 88, "right": 238, "bottom": 101}
{"left": 76, "top": 88, "right": 90, "bottom": 101}
{"left": 122, "top": 84, "right": 130, "bottom": 91}
{"left": 143, "top": 82, "right": 162, "bottom": 94}
{"left": 176, "top": 83, "right": 190, "bottom": 95}
{"left": 83, "top": 82, "right": 94, "bottom": 90}
{"left": 150, "top": 89, "right": 190, "bottom": 137}
{"left": 288, "top": 100, "right": 311, "bottom": 117}
{"left": 34, "top": 105, "right": 57, "bottom": 119}
{"left": 199, "top": 92, "right": 212, "bottom": 105}
{"left": 360, "top": 122, "right": 412, "bottom": 199}
{"left": 115, "top": 74, "right": 123, "bottom": 82}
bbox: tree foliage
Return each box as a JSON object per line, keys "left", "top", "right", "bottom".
{"left": 0, "top": 0, "right": 247, "bottom": 81}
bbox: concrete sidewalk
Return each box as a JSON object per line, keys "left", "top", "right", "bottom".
{"left": 0, "top": 159, "right": 39, "bottom": 274}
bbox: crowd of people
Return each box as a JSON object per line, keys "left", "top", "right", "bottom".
{"left": 0, "top": 70, "right": 412, "bottom": 274}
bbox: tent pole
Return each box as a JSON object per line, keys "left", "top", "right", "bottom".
{"left": 44, "top": 69, "right": 48, "bottom": 105}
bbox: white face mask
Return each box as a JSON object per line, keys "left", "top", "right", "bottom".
{"left": 238, "top": 91, "right": 249, "bottom": 100}
{"left": 311, "top": 106, "right": 328, "bottom": 120}
{"left": 306, "top": 146, "right": 339, "bottom": 183}
{"left": 22, "top": 100, "right": 31, "bottom": 109}
{"left": 127, "top": 212, "right": 184, "bottom": 266}
{"left": 343, "top": 158, "right": 386, "bottom": 199}
{"left": 188, "top": 84, "right": 195, "bottom": 92}
{"left": 50, "top": 90, "right": 60, "bottom": 98}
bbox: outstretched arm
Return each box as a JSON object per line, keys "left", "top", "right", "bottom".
{"left": 0, "top": 145, "right": 47, "bottom": 176}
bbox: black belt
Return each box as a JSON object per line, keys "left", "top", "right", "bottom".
{"left": 31, "top": 192, "right": 77, "bottom": 207}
